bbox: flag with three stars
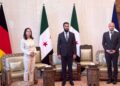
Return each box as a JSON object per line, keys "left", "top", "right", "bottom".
{"left": 70, "top": 5, "right": 80, "bottom": 62}
{"left": 39, "top": 5, "right": 53, "bottom": 64}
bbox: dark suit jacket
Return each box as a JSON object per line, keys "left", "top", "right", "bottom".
{"left": 57, "top": 31, "right": 76, "bottom": 57}
{"left": 102, "top": 31, "right": 120, "bottom": 52}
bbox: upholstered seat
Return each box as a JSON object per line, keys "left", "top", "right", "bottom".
{"left": 49, "top": 53, "right": 81, "bottom": 81}
{"left": 55, "top": 62, "right": 77, "bottom": 72}
{"left": 2, "top": 53, "right": 24, "bottom": 85}
{"left": 80, "top": 45, "right": 93, "bottom": 67}
{"left": 80, "top": 62, "right": 95, "bottom": 66}
{"left": 96, "top": 50, "right": 120, "bottom": 80}
{"left": 35, "top": 63, "right": 49, "bottom": 69}
{"left": 98, "top": 67, "right": 107, "bottom": 71}
{"left": 11, "top": 70, "right": 24, "bottom": 78}
{"left": 2, "top": 47, "right": 49, "bottom": 86}
{"left": 99, "top": 67, "right": 120, "bottom": 71}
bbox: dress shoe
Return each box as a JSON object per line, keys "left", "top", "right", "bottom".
{"left": 113, "top": 79, "right": 117, "bottom": 85}
{"left": 106, "top": 79, "right": 112, "bottom": 84}
{"left": 70, "top": 81, "right": 74, "bottom": 86}
{"left": 62, "top": 82, "right": 66, "bottom": 86}
{"left": 113, "top": 81, "right": 117, "bottom": 84}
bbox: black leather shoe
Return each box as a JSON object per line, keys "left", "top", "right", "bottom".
{"left": 113, "top": 79, "right": 117, "bottom": 85}
{"left": 62, "top": 82, "right": 66, "bottom": 86}
{"left": 107, "top": 79, "right": 112, "bottom": 84}
{"left": 70, "top": 81, "right": 74, "bottom": 86}
{"left": 113, "top": 81, "right": 117, "bottom": 84}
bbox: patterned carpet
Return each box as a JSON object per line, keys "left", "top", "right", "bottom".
{"left": 11, "top": 76, "right": 120, "bottom": 86}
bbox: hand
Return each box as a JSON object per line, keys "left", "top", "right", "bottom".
{"left": 73, "top": 54, "right": 76, "bottom": 59}
{"left": 30, "top": 52, "right": 35, "bottom": 57}
{"left": 58, "top": 55, "right": 61, "bottom": 59}
{"left": 106, "top": 50, "right": 116, "bottom": 54}
{"left": 111, "top": 50, "right": 116, "bottom": 54}
{"left": 106, "top": 50, "right": 111, "bottom": 54}
{"left": 106, "top": 50, "right": 113, "bottom": 54}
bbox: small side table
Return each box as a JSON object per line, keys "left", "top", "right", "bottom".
{"left": 43, "top": 67, "right": 55, "bottom": 86}
{"left": 87, "top": 65, "right": 99, "bottom": 86}
{"left": 0, "top": 73, "right": 2, "bottom": 86}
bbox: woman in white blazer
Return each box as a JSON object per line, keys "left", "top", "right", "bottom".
{"left": 21, "top": 28, "right": 36, "bottom": 85}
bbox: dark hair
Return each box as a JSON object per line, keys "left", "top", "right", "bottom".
{"left": 63, "top": 22, "right": 69, "bottom": 27}
{"left": 23, "top": 27, "right": 33, "bottom": 40}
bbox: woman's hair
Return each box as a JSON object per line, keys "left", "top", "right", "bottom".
{"left": 23, "top": 27, "right": 33, "bottom": 40}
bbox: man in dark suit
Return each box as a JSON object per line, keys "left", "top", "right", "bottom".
{"left": 102, "top": 22, "right": 120, "bottom": 84}
{"left": 57, "top": 22, "right": 76, "bottom": 86}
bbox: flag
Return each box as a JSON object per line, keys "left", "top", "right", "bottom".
{"left": 39, "top": 5, "right": 53, "bottom": 64}
{"left": 112, "top": 3, "right": 120, "bottom": 31}
{"left": 112, "top": 3, "right": 120, "bottom": 51}
{"left": 0, "top": 4, "right": 12, "bottom": 71}
{"left": 70, "top": 5, "right": 80, "bottom": 62}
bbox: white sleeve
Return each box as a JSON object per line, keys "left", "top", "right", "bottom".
{"left": 20, "top": 39, "right": 30, "bottom": 55}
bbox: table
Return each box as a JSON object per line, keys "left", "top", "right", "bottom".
{"left": 87, "top": 65, "right": 99, "bottom": 86}
{"left": 0, "top": 73, "right": 2, "bottom": 86}
{"left": 43, "top": 67, "right": 55, "bottom": 86}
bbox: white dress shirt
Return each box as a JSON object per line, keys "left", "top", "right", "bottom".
{"left": 109, "top": 30, "right": 114, "bottom": 40}
{"left": 64, "top": 31, "right": 69, "bottom": 41}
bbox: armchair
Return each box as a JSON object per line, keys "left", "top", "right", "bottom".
{"left": 80, "top": 45, "right": 93, "bottom": 67}
{"left": 96, "top": 50, "right": 120, "bottom": 80}
{"left": 2, "top": 47, "right": 48, "bottom": 86}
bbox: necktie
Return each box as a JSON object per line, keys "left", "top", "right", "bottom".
{"left": 110, "top": 31, "right": 113, "bottom": 40}
{"left": 66, "top": 32, "right": 68, "bottom": 41}
{"left": 110, "top": 31, "right": 113, "bottom": 34}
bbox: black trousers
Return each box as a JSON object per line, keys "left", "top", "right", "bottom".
{"left": 105, "top": 52, "right": 119, "bottom": 80}
{"left": 61, "top": 55, "right": 73, "bottom": 83}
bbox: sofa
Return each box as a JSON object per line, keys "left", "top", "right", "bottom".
{"left": 96, "top": 50, "right": 120, "bottom": 80}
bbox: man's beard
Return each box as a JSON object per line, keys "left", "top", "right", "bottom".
{"left": 64, "top": 29, "right": 69, "bottom": 32}
{"left": 110, "top": 28, "right": 114, "bottom": 31}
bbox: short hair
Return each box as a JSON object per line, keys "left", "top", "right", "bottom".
{"left": 109, "top": 22, "right": 115, "bottom": 26}
{"left": 23, "top": 27, "right": 33, "bottom": 40}
{"left": 63, "top": 22, "right": 69, "bottom": 26}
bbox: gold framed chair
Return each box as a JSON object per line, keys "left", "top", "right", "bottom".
{"left": 80, "top": 45, "right": 93, "bottom": 67}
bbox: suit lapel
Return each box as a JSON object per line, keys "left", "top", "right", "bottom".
{"left": 107, "top": 31, "right": 115, "bottom": 42}
{"left": 111, "top": 31, "right": 115, "bottom": 42}
{"left": 107, "top": 32, "right": 111, "bottom": 41}
{"left": 68, "top": 32, "right": 70, "bottom": 42}
{"left": 62, "top": 32, "right": 71, "bottom": 42}
{"left": 62, "top": 32, "right": 67, "bottom": 42}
